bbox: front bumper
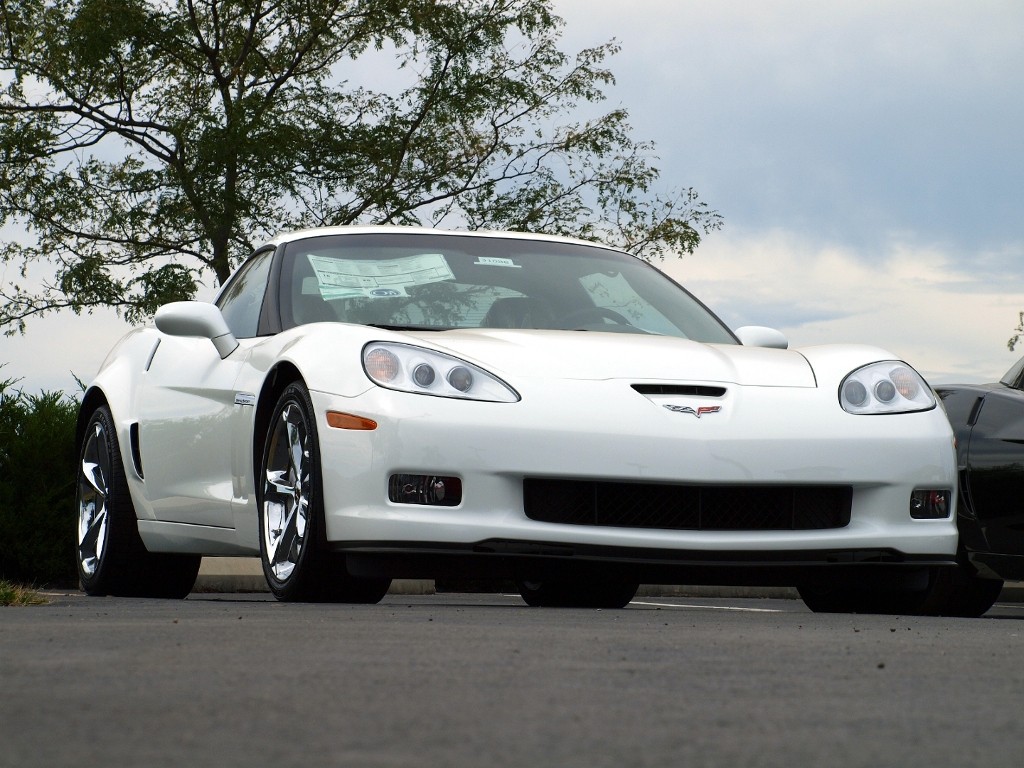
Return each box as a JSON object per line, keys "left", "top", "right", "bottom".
{"left": 310, "top": 375, "right": 959, "bottom": 577}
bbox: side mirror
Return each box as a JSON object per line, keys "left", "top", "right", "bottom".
{"left": 154, "top": 302, "right": 239, "bottom": 359}
{"left": 735, "top": 325, "right": 789, "bottom": 350}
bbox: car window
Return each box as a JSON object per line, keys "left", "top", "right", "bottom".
{"left": 579, "top": 271, "right": 679, "bottom": 336}
{"left": 278, "top": 233, "right": 736, "bottom": 343}
{"left": 1000, "top": 356, "right": 1024, "bottom": 389}
{"left": 217, "top": 248, "right": 274, "bottom": 338}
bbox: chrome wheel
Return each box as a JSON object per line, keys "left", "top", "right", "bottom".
{"left": 77, "top": 420, "right": 111, "bottom": 578}
{"left": 258, "top": 382, "right": 391, "bottom": 603}
{"left": 76, "top": 406, "right": 201, "bottom": 598}
{"left": 262, "top": 400, "right": 312, "bottom": 583}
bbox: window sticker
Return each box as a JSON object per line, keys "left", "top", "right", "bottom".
{"left": 474, "top": 256, "right": 521, "bottom": 268}
{"left": 306, "top": 253, "right": 455, "bottom": 299}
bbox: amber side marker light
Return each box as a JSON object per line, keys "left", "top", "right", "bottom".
{"left": 326, "top": 411, "right": 378, "bottom": 430}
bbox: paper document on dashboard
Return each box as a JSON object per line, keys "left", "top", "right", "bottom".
{"left": 307, "top": 253, "right": 455, "bottom": 299}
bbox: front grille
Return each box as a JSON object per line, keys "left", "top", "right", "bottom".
{"left": 523, "top": 479, "right": 852, "bottom": 531}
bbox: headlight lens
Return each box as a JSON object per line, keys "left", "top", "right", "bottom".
{"left": 362, "top": 342, "right": 520, "bottom": 402}
{"left": 839, "top": 362, "right": 935, "bottom": 414}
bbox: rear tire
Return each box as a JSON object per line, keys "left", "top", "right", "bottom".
{"left": 77, "top": 406, "right": 199, "bottom": 599}
{"left": 258, "top": 382, "right": 390, "bottom": 603}
{"left": 517, "top": 578, "right": 638, "bottom": 608}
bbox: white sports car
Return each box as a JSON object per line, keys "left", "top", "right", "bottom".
{"left": 77, "top": 226, "right": 966, "bottom": 612}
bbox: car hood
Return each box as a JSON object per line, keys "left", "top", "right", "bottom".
{"left": 404, "top": 329, "right": 817, "bottom": 387}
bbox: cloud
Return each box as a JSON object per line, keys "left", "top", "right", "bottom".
{"left": 555, "top": 0, "right": 1024, "bottom": 251}
{"left": 662, "top": 228, "right": 1023, "bottom": 384}
{"left": 0, "top": 306, "right": 127, "bottom": 395}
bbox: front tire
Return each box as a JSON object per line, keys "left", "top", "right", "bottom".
{"left": 77, "top": 406, "right": 200, "bottom": 598}
{"left": 798, "top": 566, "right": 1003, "bottom": 617}
{"left": 258, "top": 382, "right": 390, "bottom": 603}
{"left": 920, "top": 566, "right": 1003, "bottom": 617}
{"left": 517, "top": 578, "right": 638, "bottom": 608}
{"left": 798, "top": 581, "right": 924, "bottom": 615}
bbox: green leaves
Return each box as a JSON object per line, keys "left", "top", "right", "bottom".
{"left": 0, "top": 0, "right": 721, "bottom": 334}
{"left": 1008, "top": 312, "right": 1024, "bottom": 352}
{"left": 0, "top": 376, "right": 79, "bottom": 587}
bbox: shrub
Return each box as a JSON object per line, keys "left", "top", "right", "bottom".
{"left": 0, "top": 378, "right": 80, "bottom": 587}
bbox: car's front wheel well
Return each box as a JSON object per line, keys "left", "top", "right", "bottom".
{"left": 252, "top": 362, "right": 305, "bottom": 489}
{"left": 77, "top": 387, "right": 110, "bottom": 446}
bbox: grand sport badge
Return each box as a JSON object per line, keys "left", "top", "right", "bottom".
{"left": 663, "top": 404, "right": 722, "bottom": 418}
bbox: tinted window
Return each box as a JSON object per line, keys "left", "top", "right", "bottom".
{"left": 1001, "top": 356, "right": 1024, "bottom": 389}
{"left": 217, "top": 248, "right": 273, "bottom": 338}
{"left": 278, "top": 233, "right": 736, "bottom": 343}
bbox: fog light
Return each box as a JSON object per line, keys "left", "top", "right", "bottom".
{"left": 388, "top": 474, "right": 462, "bottom": 507}
{"left": 910, "top": 490, "right": 951, "bottom": 519}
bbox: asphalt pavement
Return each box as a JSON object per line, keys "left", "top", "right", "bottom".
{"left": 3, "top": 591, "right": 1023, "bottom": 768}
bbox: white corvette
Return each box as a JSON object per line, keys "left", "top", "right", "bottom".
{"left": 77, "top": 226, "right": 966, "bottom": 612}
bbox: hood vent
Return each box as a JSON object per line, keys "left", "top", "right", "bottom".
{"left": 632, "top": 384, "right": 726, "bottom": 398}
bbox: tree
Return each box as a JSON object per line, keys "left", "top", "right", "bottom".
{"left": 1009, "top": 315, "right": 1024, "bottom": 352}
{"left": 0, "top": 0, "right": 721, "bottom": 332}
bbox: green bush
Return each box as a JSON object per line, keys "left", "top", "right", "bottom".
{"left": 0, "top": 378, "right": 80, "bottom": 587}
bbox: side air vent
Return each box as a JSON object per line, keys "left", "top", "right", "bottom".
{"left": 631, "top": 384, "right": 726, "bottom": 397}
{"left": 129, "top": 422, "right": 144, "bottom": 479}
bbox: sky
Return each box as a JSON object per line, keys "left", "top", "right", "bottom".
{"left": 1, "top": 0, "right": 1022, "bottom": 393}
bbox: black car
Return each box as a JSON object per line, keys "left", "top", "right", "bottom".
{"left": 935, "top": 359, "right": 1024, "bottom": 615}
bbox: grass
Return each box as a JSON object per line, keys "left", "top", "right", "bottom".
{"left": 0, "top": 580, "right": 49, "bottom": 606}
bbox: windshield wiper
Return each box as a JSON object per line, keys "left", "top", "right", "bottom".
{"left": 364, "top": 323, "right": 451, "bottom": 332}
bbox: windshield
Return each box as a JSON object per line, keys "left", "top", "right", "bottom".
{"left": 278, "top": 232, "right": 737, "bottom": 344}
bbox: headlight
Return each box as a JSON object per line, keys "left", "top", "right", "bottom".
{"left": 839, "top": 362, "right": 935, "bottom": 414}
{"left": 362, "top": 342, "right": 520, "bottom": 402}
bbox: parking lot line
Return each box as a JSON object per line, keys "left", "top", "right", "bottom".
{"left": 630, "top": 600, "right": 784, "bottom": 613}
